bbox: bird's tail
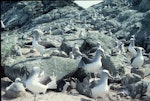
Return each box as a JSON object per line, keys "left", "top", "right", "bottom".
{"left": 47, "top": 72, "right": 57, "bottom": 89}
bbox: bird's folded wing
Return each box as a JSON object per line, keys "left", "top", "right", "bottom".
{"left": 39, "top": 76, "right": 51, "bottom": 85}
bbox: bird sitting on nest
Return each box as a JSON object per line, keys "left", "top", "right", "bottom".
{"left": 5, "top": 78, "right": 26, "bottom": 98}
{"left": 25, "top": 66, "right": 57, "bottom": 101}
{"left": 91, "top": 69, "right": 113, "bottom": 101}
{"left": 131, "top": 47, "right": 144, "bottom": 68}
{"left": 31, "top": 29, "right": 58, "bottom": 57}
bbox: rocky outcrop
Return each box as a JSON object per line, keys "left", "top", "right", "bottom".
{"left": 1, "top": 0, "right": 150, "bottom": 100}
{"left": 4, "top": 56, "right": 79, "bottom": 81}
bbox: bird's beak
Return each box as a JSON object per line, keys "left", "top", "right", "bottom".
{"left": 108, "top": 73, "right": 113, "bottom": 79}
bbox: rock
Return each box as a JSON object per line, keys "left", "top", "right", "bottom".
{"left": 61, "top": 39, "right": 84, "bottom": 55}
{"left": 139, "top": 0, "right": 150, "bottom": 12}
{"left": 131, "top": 64, "right": 150, "bottom": 78}
{"left": 102, "top": 54, "right": 126, "bottom": 77}
{"left": 1, "top": 77, "right": 13, "bottom": 88}
{"left": 4, "top": 56, "right": 79, "bottom": 81}
{"left": 117, "top": 10, "right": 137, "bottom": 22}
{"left": 121, "top": 73, "right": 142, "bottom": 85}
{"left": 85, "top": 32, "right": 116, "bottom": 53}
{"left": 126, "top": 81, "right": 148, "bottom": 98}
{"left": 2, "top": 1, "right": 43, "bottom": 30}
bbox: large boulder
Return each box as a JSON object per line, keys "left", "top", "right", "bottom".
{"left": 102, "top": 54, "right": 127, "bottom": 77}
{"left": 4, "top": 56, "right": 79, "bottom": 81}
{"left": 139, "top": 0, "right": 150, "bottom": 12}
{"left": 1, "top": 1, "right": 44, "bottom": 30}
{"left": 85, "top": 32, "right": 116, "bottom": 52}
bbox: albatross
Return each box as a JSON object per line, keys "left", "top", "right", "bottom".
{"left": 25, "top": 66, "right": 57, "bottom": 101}
{"left": 31, "top": 29, "right": 57, "bottom": 56}
{"left": 79, "top": 47, "right": 104, "bottom": 80}
{"left": 128, "top": 38, "right": 137, "bottom": 57}
{"left": 91, "top": 69, "right": 113, "bottom": 100}
{"left": 131, "top": 47, "right": 144, "bottom": 68}
{"left": 5, "top": 78, "right": 25, "bottom": 98}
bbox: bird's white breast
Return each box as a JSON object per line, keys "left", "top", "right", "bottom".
{"left": 91, "top": 83, "right": 108, "bottom": 98}
{"left": 132, "top": 55, "right": 144, "bottom": 68}
{"left": 128, "top": 45, "right": 137, "bottom": 57}
{"left": 85, "top": 58, "right": 102, "bottom": 73}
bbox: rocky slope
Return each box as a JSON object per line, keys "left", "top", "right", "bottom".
{"left": 1, "top": 0, "right": 150, "bottom": 101}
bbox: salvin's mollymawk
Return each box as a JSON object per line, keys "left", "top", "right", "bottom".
{"left": 25, "top": 66, "right": 57, "bottom": 101}
{"left": 131, "top": 47, "right": 144, "bottom": 68}
{"left": 79, "top": 47, "right": 104, "bottom": 80}
{"left": 5, "top": 78, "right": 25, "bottom": 98}
{"left": 91, "top": 69, "right": 113, "bottom": 100}
{"left": 128, "top": 38, "right": 137, "bottom": 57}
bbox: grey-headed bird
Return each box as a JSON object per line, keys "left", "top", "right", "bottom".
{"left": 91, "top": 69, "right": 113, "bottom": 100}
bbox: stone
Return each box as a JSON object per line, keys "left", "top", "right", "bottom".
{"left": 4, "top": 56, "right": 79, "bottom": 81}
{"left": 85, "top": 32, "right": 116, "bottom": 52}
{"left": 102, "top": 54, "right": 127, "bottom": 77}
{"left": 126, "top": 81, "right": 148, "bottom": 98}
{"left": 121, "top": 73, "right": 142, "bottom": 85}
{"left": 61, "top": 39, "right": 84, "bottom": 55}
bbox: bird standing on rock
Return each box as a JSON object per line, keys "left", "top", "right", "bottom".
{"left": 131, "top": 47, "right": 144, "bottom": 68}
{"left": 128, "top": 38, "right": 137, "bottom": 57}
{"left": 79, "top": 47, "right": 104, "bottom": 80}
{"left": 91, "top": 69, "right": 113, "bottom": 100}
{"left": 25, "top": 66, "right": 57, "bottom": 101}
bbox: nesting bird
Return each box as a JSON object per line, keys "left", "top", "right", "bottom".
{"left": 80, "top": 47, "right": 104, "bottom": 79}
{"left": 131, "top": 47, "right": 144, "bottom": 68}
{"left": 91, "top": 69, "right": 113, "bottom": 100}
{"left": 5, "top": 78, "right": 26, "bottom": 98}
{"left": 128, "top": 38, "right": 137, "bottom": 57}
{"left": 25, "top": 66, "right": 57, "bottom": 101}
{"left": 72, "top": 43, "right": 83, "bottom": 59}
{"left": 69, "top": 51, "right": 74, "bottom": 59}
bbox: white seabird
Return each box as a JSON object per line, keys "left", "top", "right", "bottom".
{"left": 5, "top": 78, "right": 25, "bottom": 98}
{"left": 25, "top": 66, "right": 57, "bottom": 101}
{"left": 131, "top": 47, "right": 144, "bottom": 68}
{"left": 31, "top": 29, "right": 57, "bottom": 56}
{"left": 72, "top": 43, "right": 83, "bottom": 58}
{"left": 69, "top": 51, "right": 74, "bottom": 59}
{"left": 80, "top": 47, "right": 104, "bottom": 79}
{"left": 91, "top": 69, "right": 113, "bottom": 100}
{"left": 128, "top": 38, "right": 137, "bottom": 57}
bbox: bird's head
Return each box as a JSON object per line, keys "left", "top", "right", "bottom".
{"left": 15, "top": 77, "right": 21, "bottom": 82}
{"left": 101, "top": 69, "right": 113, "bottom": 79}
{"left": 31, "top": 66, "right": 41, "bottom": 74}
